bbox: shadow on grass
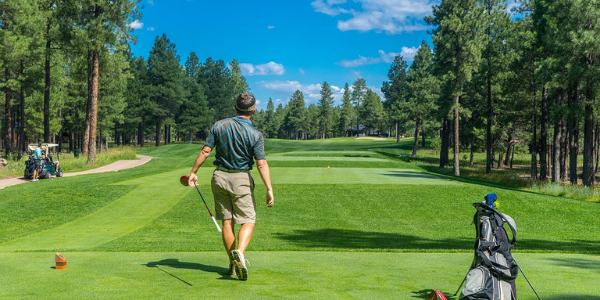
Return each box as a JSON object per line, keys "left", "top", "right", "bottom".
{"left": 377, "top": 151, "right": 439, "bottom": 165}
{"left": 382, "top": 170, "right": 448, "bottom": 179}
{"left": 274, "top": 229, "right": 600, "bottom": 253}
{"left": 547, "top": 257, "right": 600, "bottom": 273}
{"left": 144, "top": 259, "right": 229, "bottom": 285}
{"left": 274, "top": 229, "right": 470, "bottom": 250}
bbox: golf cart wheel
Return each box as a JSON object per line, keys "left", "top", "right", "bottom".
{"left": 57, "top": 168, "right": 63, "bottom": 177}
{"left": 43, "top": 171, "right": 51, "bottom": 179}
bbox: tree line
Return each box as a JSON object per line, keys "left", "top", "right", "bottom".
{"left": 421, "top": 0, "right": 600, "bottom": 186}
{"left": 2, "top": 0, "right": 600, "bottom": 187}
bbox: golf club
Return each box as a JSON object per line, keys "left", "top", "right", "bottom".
{"left": 180, "top": 175, "right": 222, "bottom": 232}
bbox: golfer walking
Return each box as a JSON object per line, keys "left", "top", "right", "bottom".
{"left": 188, "top": 92, "right": 274, "bottom": 281}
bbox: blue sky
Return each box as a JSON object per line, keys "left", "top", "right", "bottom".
{"left": 128, "top": 0, "right": 438, "bottom": 110}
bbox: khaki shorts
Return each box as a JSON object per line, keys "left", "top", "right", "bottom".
{"left": 211, "top": 169, "right": 256, "bottom": 224}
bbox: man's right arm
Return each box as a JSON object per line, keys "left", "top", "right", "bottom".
{"left": 189, "top": 146, "right": 212, "bottom": 187}
{"left": 256, "top": 159, "right": 274, "bottom": 208}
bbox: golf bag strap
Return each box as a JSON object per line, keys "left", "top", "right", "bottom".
{"left": 474, "top": 203, "right": 517, "bottom": 245}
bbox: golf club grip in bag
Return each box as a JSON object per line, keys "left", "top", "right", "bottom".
{"left": 460, "top": 202, "right": 518, "bottom": 300}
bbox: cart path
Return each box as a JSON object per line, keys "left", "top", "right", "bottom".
{"left": 0, "top": 154, "right": 153, "bottom": 189}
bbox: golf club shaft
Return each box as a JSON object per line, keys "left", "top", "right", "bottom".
{"left": 517, "top": 263, "right": 542, "bottom": 300}
{"left": 194, "top": 185, "right": 222, "bottom": 232}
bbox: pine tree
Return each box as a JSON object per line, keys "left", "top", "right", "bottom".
{"left": 56, "top": 0, "right": 141, "bottom": 162}
{"left": 426, "top": 0, "right": 486, "bottom": 176}
{"left": 407, "top": 41, "right": 438, "bottom": 157}
{"left": 318, "top": 81, "right": 335, "bottom": 139}
{"left": 382, "top": 56, "right": 409, "bottom": 143}
{"left": 339, "top": 83, "right": 354, "bottom": 137}
{"left": 147, "top": 33, "right": 185, "bottom": 146}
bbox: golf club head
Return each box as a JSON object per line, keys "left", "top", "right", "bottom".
{"left": 179, "top": 175, "right": 189, "bottom": 186}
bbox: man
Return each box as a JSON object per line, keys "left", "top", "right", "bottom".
{"left": 188, "top": 92, "right": 274, "bottom": 281}
{"left": 32, "top": 142, "right": 44, "bottom": 181}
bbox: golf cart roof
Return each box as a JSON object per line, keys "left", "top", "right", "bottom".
{"left": 28, "top": 143, "right": 59, "bottom": 152}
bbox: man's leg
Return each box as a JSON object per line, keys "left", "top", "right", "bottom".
{"left": 222, "top": 219, "right": 236, "bottom": 253}
{"left": 221, "top": 219, "right": 237, "bottom": 275}
{"left": 236, "top": 223, "right": 255, "bottom": 253}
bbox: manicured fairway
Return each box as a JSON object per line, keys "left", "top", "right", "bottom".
{"left": 0, "top": 252, "right": 598, "bottom": 299}
{"left": 0, "top": 138, "right": 599, "bottom": 299}
{"left": 269, "top": 167, "right": 456, "bottom": 185}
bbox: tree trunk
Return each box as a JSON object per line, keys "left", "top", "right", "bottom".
{"left": 567, "top": 83, "right": 579, "bottom": 185}
{"left": 453, "top": 95, "right": 460, "bottom": 176}
{"left": 138, "top": 121, "right": 145, "bottom": 147}
{"left": 4, "top": 68, "right": 14, "bottom": 157}
{"left": 44, "top": 18, "right": 52, "bottom": 143}
{"left": 583, "top": 93, "right": 595, "bottom": 187}
{"left": 18, "top": 61, "right": 26, "bottom": 160}
{"left": 411, "top": 118, "right": 421, "bottom": 157}
{"left": 497, "top": 153, "right": 504, "bottom": 169}
{"left": 155, "top": 117, "right": 162, "bottom": 147}
{"left": 594, "top": 123, "right": 600, "bottom": 175}
{"left": 531, "top": 88, "right": 538, "bottom": 179}
{"left": 552, "top": 91, "right": 563, "bottom": 182}
{"left": 505, "top": 135, "right": 513, "bottom": 166}
{"left": 396, "top": 121, "right": 400, "bottom": 143}
{"left": 440, "top": 117, "right": 449, "bottom": 168}
{"left": 486, "top": 63, "right": 493, "bottom": 175}
{"left": 86, "top": 49, "right": 100, "bottom": 163}
{"left": 540, "top": 87, "right": 548, "bottom": 180}
{"left": 560, "top": 121, "right": 568, "bottom": 182}
{"left": 164, "top": 123, "right": 168, "bottom": 145}
{"left": 469, "top": 137, "right": 475, "bottom": 167}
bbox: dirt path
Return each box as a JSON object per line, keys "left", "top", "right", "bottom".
{"left": 0, "top": 154, "right": 153, "bottom": 190}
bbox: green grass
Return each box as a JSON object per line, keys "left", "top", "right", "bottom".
{"left": 0, "top": 137, "right": 599, "bottom": 299}
{"left": 0, "top": 252, "right": 597, "bottom": 299}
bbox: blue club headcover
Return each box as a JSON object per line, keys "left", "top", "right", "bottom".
{"left": 484, "top": 193, "right": 497, "bottom": 208}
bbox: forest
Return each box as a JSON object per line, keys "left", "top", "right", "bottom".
{"left": 1, "top": 0, "right": 600, "bottom": 187}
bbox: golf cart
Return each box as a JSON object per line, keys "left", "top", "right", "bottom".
{"left": 24, "top": 143, "right": 63, "bottom": 179}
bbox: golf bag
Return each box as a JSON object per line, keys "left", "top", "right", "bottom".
{"left": 460, "top": 195, "right": 518, "bottom": 300}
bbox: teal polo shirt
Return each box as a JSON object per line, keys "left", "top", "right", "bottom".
{"left": 204, "top": 115, "right": 265, "bottom": 171}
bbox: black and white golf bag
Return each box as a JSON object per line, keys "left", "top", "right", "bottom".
{"left": 460, "top": 199, "right": 519, "bottom": 300}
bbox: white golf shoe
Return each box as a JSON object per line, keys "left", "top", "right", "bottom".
{"left": 230, "top": 250, "right": 248, "bottom": 281}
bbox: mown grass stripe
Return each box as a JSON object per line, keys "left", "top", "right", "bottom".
{"left": 0, "top": 169, "right": 192, "bottom": 252}
{"left": 268, "top": 167, "right": 456, "bottom": 185}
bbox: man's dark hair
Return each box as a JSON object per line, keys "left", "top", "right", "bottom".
{"left": 235, "top": 92, "right": 256, "bottom": 116}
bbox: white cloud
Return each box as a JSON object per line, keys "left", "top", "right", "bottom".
{"left": 379, "top": 47, "right": 419, "bottom": 62}
{"left": 147, "top": 27, "right": 155, "bottom": 31}
{"left": 240, "top": 62, "right": 285, "bottom": 76}
{"left": 129, "top": 20, "right": 143, "bottom": 30}
{"left": 339, "top": 46, "right": 420, "bottom": 67}
{"left": 299, "top": 68, "right": 305, "bottom": 75}
{"left": 267, "top": 25, "right": 275, "bottom": 29}
{"left": 311, "top": 0, "right": 349, "bottom": 16}
{"left": 339, "top": 55, "right": 381, "bottom": 67}
{"left": 313, "top": 0, "right": 433, "bottom": 34}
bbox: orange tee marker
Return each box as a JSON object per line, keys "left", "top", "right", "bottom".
{"left": 55, "top": 253, "right": 67, "bottom": 269}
